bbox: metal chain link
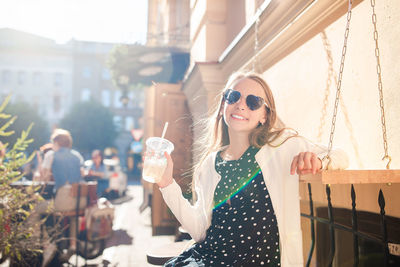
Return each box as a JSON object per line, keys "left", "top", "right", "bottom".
{"left": 319, "top": 31, "right": 365, "bottom": 168}
{"left": 324, "top": 0, "right": 353, "bottom": 166}
{"left": 317, "top": 31, "right": 333, "bottom": 143}
{"left": 370, "top": 0, "right": 391, "bottom": 169}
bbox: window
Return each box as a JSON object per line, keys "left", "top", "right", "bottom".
{"left": 2, "top": 70, "right": 11, "bottom": 84}
{"left": 33, "top": 72, "right": 42, "bottom": 85}
{"left": 102, "top": 89, "right": 111, "bottom": 107}
{"left": 125, "top": 117, "right": 134, "bottom": 131}
{"left": 113, "top": 116, "right": 122, "bottom": 131}
{"left": 81, "top": 88, "right": 91, "bottom": 101}
{"left": 113, "top": 90, "right": 122, "bottom": 108}
{"left": 128, "top": 91, "right": 135, "bottom": 108}
{"left": 82, "top": 67, "right": 92, "bottom": 78}
{"left": 18, "top": 71, "right": 26, "bottom": 85}
{"left": 54, "top": 72, "right": 63, "bottom": 86}
{"left": 102, "top": 68, "right": 111, "bottom": 80}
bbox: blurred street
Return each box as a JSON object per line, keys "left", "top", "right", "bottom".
{"left": 67, "top": 179, "right": 175, "bottom": 267}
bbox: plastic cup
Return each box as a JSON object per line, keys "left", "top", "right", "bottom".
{"left": 142, "top": 137, "right": 174, "bottom": 183}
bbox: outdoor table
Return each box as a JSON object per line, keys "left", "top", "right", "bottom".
{"left": 11, "top": 179, "right": 55, "bottom": 199}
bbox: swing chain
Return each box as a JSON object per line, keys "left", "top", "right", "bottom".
{"left": 370, "top": 0, "right": 391, "bottom": 169}
{"left": 317, "top": 31, "right": 333, "bottom": 143}
{"left": 320, "top": 30, "right": 364, "bottom": 169}
{"left": 325, "top": 0, "right": 352, "bottom": 168}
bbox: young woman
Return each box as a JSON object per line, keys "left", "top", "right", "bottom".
{"left": 157, "top": 72, "right": 348, "bottom": 266}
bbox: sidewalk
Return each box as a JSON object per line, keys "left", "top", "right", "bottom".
{"left": 71, "top": 181, "right": 176, "bottom": 267}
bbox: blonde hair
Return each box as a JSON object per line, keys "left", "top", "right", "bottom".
{"left": 51, "top": 128, "right": 73, "bottom": 148}
{"left": 192, "top": 71, "right": 294, "bottom": 188}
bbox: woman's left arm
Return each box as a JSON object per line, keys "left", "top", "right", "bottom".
{"left": 289, "top": 137, "right": 349, "bottom": 175}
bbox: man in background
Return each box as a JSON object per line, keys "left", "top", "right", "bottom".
{"left": 41, "top": 128, "right": 85, "bottom": 257}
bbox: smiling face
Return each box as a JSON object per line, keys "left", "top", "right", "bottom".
{"left": 222, "top": 77, "right": 268, "bottom": 137}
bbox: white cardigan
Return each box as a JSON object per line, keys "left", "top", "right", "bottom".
{"left": 160, "top": 135, "right": 348, "bottom": 267}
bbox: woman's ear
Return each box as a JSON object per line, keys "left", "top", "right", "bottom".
{"left": 260, "top": 118, "right": 266, "bottom": 125}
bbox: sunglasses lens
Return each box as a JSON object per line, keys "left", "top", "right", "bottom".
{"left": 224, "top": 89, "right": 268, "bottom": 111}
{"left": 224, "top": 89, "right": 241, "bottom": 104}
{"left": 246, "top": 95, "right": 263, "bottom": 110}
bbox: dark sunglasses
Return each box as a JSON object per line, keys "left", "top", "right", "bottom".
{"left": 223, "top": 89, "right": 270, "bottom": 111}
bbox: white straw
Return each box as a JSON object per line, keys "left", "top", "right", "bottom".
{"left": 161, "top": 122, "right": 169, "bottom": 139}
{"left": 157, "top": 122, "right": 169, "bottom": 152}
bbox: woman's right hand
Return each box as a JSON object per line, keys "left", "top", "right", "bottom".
{"left": 157, "top": 151, "right": 174, "bottom": 188}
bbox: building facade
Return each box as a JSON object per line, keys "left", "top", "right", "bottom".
{"left": 0, "top": 28, "right": 73, "bottom": 126}
{"left": 0, "top": 28, "right": 143, "bottom": 161}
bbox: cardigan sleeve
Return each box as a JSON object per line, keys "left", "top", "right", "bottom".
{"left": 284, "top": 135, "right": 349, "bottom": 170}
{"left": 159, "top": 170, "right": 211, "bottom": 242}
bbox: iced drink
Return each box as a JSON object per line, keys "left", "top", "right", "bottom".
{"left": 142, "top": 137, "right": 174, "bottom": 183}
{"left": 143, "top": 157, "right": 167, "bottom": 183}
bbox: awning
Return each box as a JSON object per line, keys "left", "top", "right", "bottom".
{"left": 108, "top": 45, "right": 190, "bottom": 86}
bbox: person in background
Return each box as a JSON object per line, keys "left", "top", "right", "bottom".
{"left": 87, "top": 149, "right": 109, "bottom": 197}
{"left": 89, "top": 149, "right": 106, "bottom": 178}
{"left": 33, "top": 143, "right": 54, "bottom": 181}
{"left": 41, "top": 128, "right": 85, "bottom": 255}
{"left": 41, "top": 129, "right": 84, "bottom": 188}
{"left": 29, "top": 143, "right": 56, "bottom": 210}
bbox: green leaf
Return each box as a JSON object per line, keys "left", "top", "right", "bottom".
{"left": 0, "top": 113, "right": 11, "bottom": 120}
{"left": 0, "top": 115, "right": 17, "bottom": 133}
{"left": 0, "top": 94, "right": 11, "bottom": 113}
{"left": 0, "top": 130, "right": 15, "bottom": 136}
{"left": 16, "top": 250, "right": 21, "bottom": 261}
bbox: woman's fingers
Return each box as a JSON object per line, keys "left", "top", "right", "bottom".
{"left": 296, "top": 152, "right": 305, "bottom": 174}
{"left": 311, "top": 154, "right": 320, "bottom": 174}
{"left": 291, "top": 152, "right": 321, "bottom": 175}
{"left": 299, "top": 152, "right": 314, "bottom": 174}
{"left": 157, "top": 151, "right": 174, "bottom": 188}
{"left": 303, "top": 152, "right": 312, "bottom": 170}
{"left": 163, "top": 151, "right": 174, "bottom": 176}
{"left": 164, "top": 151, "right": 173, "bottom": 166}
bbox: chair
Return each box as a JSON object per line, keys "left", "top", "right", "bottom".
{"left": 54, "top": 182, "right": 88, "bottom": 265}
{"left": 54, "top": 182, "right": 88, "bottom": 213}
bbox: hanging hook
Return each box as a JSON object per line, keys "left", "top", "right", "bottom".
{"left": 382, "top": 155, "right": 391, "bottom": 170}
{"left": 322, "top": 155, "right": 332, "bottom": 170}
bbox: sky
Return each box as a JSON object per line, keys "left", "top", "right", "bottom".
{"left": 0, "top": 0, "right": 148, "bottom": 44}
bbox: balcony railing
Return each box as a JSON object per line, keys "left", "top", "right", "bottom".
{"left": 300, "top": 172, "right": 400, "bottom": 267}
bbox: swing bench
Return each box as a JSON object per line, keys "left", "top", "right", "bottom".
{"left": 300, "top": 0, "right": 400, "bottom": 185}
{"left": 300, "top": 169, "right": 400, "bottom": 185}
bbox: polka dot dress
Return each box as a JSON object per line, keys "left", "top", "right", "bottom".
{"left": 164, "top": 146, "right": 280, "bottom": 267}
